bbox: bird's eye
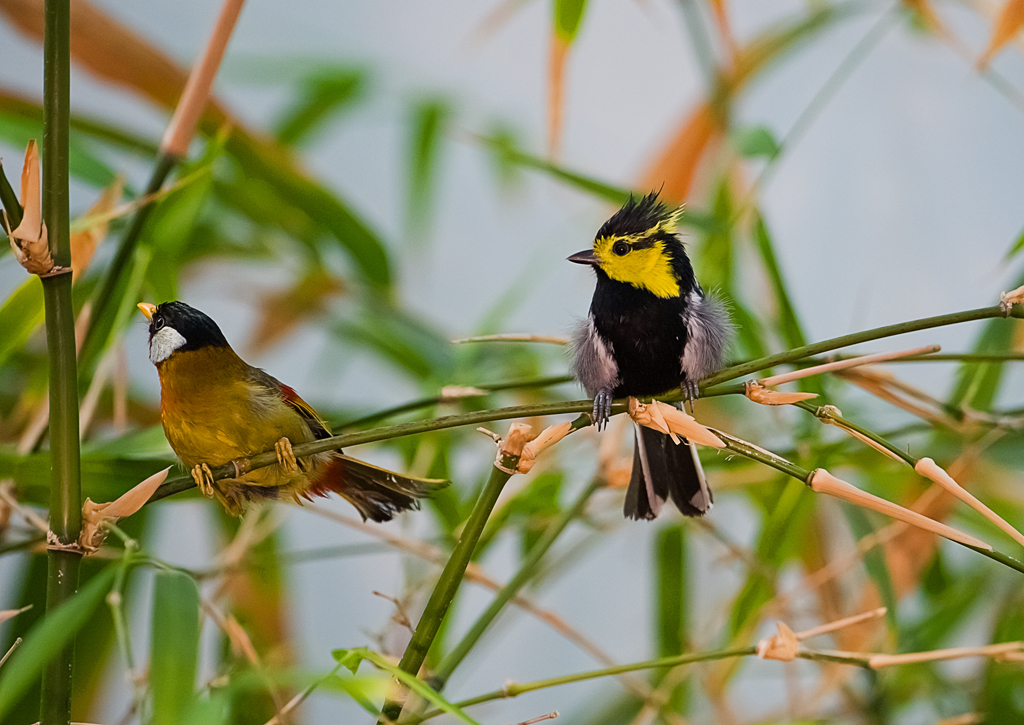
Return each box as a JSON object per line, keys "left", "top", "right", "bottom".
{"left": 153, "top": 316, "right": 165, "bottom": 331}
{"left": 612, "top": 242, "right": 630, "bottom": 256}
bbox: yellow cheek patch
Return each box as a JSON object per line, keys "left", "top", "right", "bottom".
{"left": 593, "top": 237, "right": 681, "bottom": 299}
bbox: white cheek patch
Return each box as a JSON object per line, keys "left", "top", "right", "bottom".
{"left": 149, "top": 326, "right": 187, "bottom": 363}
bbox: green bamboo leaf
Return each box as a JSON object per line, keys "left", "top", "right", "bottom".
{"left": 276, "top": 68, "right": 367, "bottom": 146}
{"left": 0, "top": 112, "right": 119, "bottom": 189}
{"left": 655, "top": 524, "right": 689, "bottom": 711}
{"left": 0, "top": 277, "right": 44, "bottom": 370}
{"left": 224, "top": 134, "right": 392, "bottom": 289}
{"left": 0, "top": 567, "right": 116, "bottom": 721}
{"left": 732, "top": 126, "right": 780, "bottom": 159}
{"left": 407, "top": 97, "right": 453, "bottom": 233}
{"left": 656, "top": 525, "right": 687, "bottom": 657}
{"left": 554, "top": 0, "right": 589, "bottom": 41}
{"left": 1005, "top": 223, "right": 1024, "bottom": 259}
{"left": 333, "top": 303, "right": 454, "bottom": 381}
{"left": 982, "top": 588, "right": 1024, "bottom": 719}
{"left": 0, "top": 449, "right": 173, "bottom": 507}
{"left": 753, "top": 215, "right": 806, "bottom": 348}
{"left": 479, "top": 133, "right": 633, "bottom": 204}
{"left": 150, "top": 570, "right": 201, "bottom": 725}
{"left": 333, "top": 647, "right": 483, "bottom": 725}
{"left": 0, "top": 93, "right": 160, "bottom": 156}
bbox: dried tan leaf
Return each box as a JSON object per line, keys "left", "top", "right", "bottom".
{"left": 547, "top": 34, "right": 569, "bottom": 160}
{"left": 80, "top": 467, "right": 169, "bottom": 551}
{"left": 247, "top": 270, "right": 344, "bottom": 354}
{"left": 628, "top": 398, "right": 724, "bottom": 448}
{"left": 757, "top": 621, "right": 799, "bottom": 662}
{"left": 809, "top": 469, "right": 991, "bottom": 550}
{"left": 758, "top": 345, "right": 940, "bottom": 388}
{"left": 439, "top": 386, "right": 487, "bottom": 401}
{"left": 161, "top": 0, "right": 246, "bottom": 157}
{"left": 915, "top": 457, "right": 1024, "bottom": 547}
{"left": 979, "top": 0, "right": 1024, "bottom": 69}
{"left": 708, "top": 0, "right": 738, "bottom": 64}
{"left": 745, "top": 381, "right": 818, "bottom": 405}
{"left": 795, "top": 607, "right": 887, "bottom": 640}
{"left": 9, "top": 140, "right": 51, "bottom": 275}
{"left": 640, "top": 101, "right": 722, "bottom": 204}
{"left": 0, "top": 0, "right": 237, "bottom": 126}
{"left": 70, "top": 175, "right": 123, "bottom": 280}
{"left": 518, "top": 421, "right": 573, "bottom": 474}
{"left": 868, "top": 641, "right": 1024, "bottom": 669}
{"left": 1000, "top": 282, "right": 1024, "bottom": 312}
{"left": 0, "top": 605, "right": 31, "bottom": 624}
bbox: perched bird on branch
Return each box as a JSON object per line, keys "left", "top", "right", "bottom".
{"left": 139, "top": 300, "right": 445, "bottom": 519}
{"left": 569, "top": 192, "right": 732, "bottom": 520}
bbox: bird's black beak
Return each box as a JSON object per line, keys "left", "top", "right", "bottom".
{"left": 568, "top": 249, "right": 599, "bottom": 266}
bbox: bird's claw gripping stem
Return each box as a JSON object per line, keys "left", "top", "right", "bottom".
{"left": 683, "top": 379, "right": 700, "bottom": 412}
{"left": 592, "top": 388, "right": 614, "bottom": 432}
{"left": 276, "top": 437, "right": 299, "bottom": 473}
{"left": 191, "top": 463, "right": 215, "bottom": 497}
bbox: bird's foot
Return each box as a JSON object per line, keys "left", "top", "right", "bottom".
{"left": 275, "top": 437, "right": 299, "bottom": 474}
{"left": 592, "top": 388, "right": 614, "bottom": 432}
{"left": 191, "top": 463, "right": 215, "bottom": 497}
{"left": 683, "top": 380, "right": 700, "bottom": 411}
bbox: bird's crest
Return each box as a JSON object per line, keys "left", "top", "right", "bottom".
{"left": 590, "top": 192, "right": 688, "bottom": 299}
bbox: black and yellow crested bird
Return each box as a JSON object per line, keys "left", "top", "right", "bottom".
{"left": 569, "top": 192, "right": 732, "bottom": 520}
{"left": 139, "top": 300, "right": 445, "bottom": 520}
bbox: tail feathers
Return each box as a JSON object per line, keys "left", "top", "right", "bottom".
{"left": 307, "top": 455, "right": 448, "bottom": 523}
{"left": 624, "top": 425, "right": 712, "bottom": 520}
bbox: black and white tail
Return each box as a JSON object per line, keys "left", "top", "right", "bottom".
{"left": 624, "top": 424, "right": 712, "bottom": 520}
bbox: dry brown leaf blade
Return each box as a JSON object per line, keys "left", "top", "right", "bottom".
{"left": 80, "top": 467, "right": 170, "bottom": 551}
{"left": 915, "top": 457, "right": 1024, "bottom": 547}
{"left": 640, "top": 101, "right": 722, "bottom": 204}
{"left": 628, "top": 398, "right": 725, "bottom": 448}
{"left": 518, "top": 421, "right": 573, "bottom": 474}
{"left": 547, "top": 34, "right": 569, "bottom": 160}
{"left": 809, "top": 469, "right": 991, "bottom": 551}
{"left": 70, "top": 175, "right": 123, "bottom": 280}
{"left": 745, "top": 381, "right": 818, "bottom": 405}
{"left": 0, "top": 605, "right": 31, "bottom": 624}
{"left": 979, "top": 0, "right": 1024, "bottom": 69}
{"left": 9, "top": 140, "right": 52, "bottom": 275}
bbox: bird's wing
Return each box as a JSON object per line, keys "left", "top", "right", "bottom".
{"left": 250, "top": 369, "right": 333, "bottom": 440}
{"left": 570, "top": 315, "right": 619, "bottom": 397}
{"left": 680, "top": 291, "right": 733, "bottom": 383}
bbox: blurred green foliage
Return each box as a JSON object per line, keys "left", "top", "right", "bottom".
{"left": 1, "top": 2, "right": 1024, "bottom": 724}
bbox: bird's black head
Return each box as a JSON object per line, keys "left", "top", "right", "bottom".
{"left": 567, "top": 192, "right": 695, "bottom": 299}
{"left": 139, "top": 301, "right": 230, "bottom": 364}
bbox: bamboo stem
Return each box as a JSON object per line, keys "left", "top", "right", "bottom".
{"left": 377, "top": 432, "right": 526, "bottom": 724}
{"left": 433, "top": 478, "right": 602, "bottom": 687}
{"left": 81, "top": 0, "right": 246, "bottom": 371}
{"left": 39, "top": 2, "right": 82, "bottom": 724}
{"left": 702, "top": 305, "right": 1024, "bottom": 388}
{"left": 421, "top": 647, "right": 758, "bottom": 719}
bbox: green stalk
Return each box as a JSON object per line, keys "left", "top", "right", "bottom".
{"left": 150, "top": 402, "right": 609, "bottom": 503}
{"left": 39, "top": 1, "right": 83, "bottom": 724}
{"left": 432, "top": 478, "right": 602, "bottom": 688}
{"left": 337, "top": 374, "right": 574, "bottom": 429}
{"left": 377, "top": 443, "right": 524, "bottom": 724}
{"left": 703, "top": 305, "right": 1024, "bottom": 388}
{"left": 421, "top": 646, "right": 758, "bottom": 719}
{"left": 79, "top": 154, "right": 177, "bottom": 370}
{"left": 794, "top": 400, "right": 916, "bottom": 466}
